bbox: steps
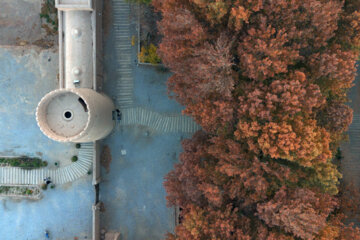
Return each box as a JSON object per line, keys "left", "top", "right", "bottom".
{"left": 120, "top": 107, "right": 201, "bottom": 133}
{"left": 111, "top": 0, "right": 200, "bottom": 134}
{"left": 342, "top": 113, "right": 360, "bottom": 180}
{"left": 113, "top": 0, "right": 134, "bottom": 108}
{"left": 0, "top": 142, "right": 95, "bottom": 185}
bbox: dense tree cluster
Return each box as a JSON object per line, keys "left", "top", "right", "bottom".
{"left": 153, "top": 0, "right": 360, "bottom": 239}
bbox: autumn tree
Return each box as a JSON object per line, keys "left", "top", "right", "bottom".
{"left": 257, "top": 187, "right": 337, "bottom": 239}
{"left": 153, "top": 0, "right": 360, "bottom": 239}
{"left": 166, "top": 204, "right": 253, "bottom": 240}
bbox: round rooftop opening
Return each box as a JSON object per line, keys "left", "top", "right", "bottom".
{"left": 63, "top": 110, "right": 73, "bottom": 121}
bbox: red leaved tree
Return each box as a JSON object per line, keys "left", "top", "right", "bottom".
{"left": 153, "top": 0, "right": 360, "bottom": 238}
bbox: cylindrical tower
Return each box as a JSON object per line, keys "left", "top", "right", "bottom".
{"left": 36, "top": 0, "right": 114, "bottom": 143}
{"left": 36, "top": 88, "right": 115, "bottom": 143}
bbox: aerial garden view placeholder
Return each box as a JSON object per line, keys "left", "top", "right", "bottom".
{"left": 0, "top": 0, "right": 360, "bottom": 240}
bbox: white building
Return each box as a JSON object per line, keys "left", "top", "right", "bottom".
{"left": 36, "top": 0, "right": 115, "bottom": 143}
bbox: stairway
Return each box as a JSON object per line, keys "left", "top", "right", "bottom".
{"left": 113, "top": 0, "right": 134, "bottom": 108}
{"left": 119, "top": 107, "right": 201, "bottom": 133}
{"left": 0, "top": 142, "right": 94, "bottom": 185}
{"left": 342, "top": 113, "right": 360, "bottom": 185}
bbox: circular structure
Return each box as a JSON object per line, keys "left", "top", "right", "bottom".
{"left": 36, "top": 88, "right": 115, "bottom": 143}
{"left": 63, "top": 110, "right": 74, "bottom": 121}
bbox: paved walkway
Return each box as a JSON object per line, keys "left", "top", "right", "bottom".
{"left": 112, "top": 0, "right": 200, "bottom": 135}
{"left": 99, "top": 1, "right": 200, "bottom": 239}
{"left": 113, "top": 0, "right": 134, "bottom": 108}
{"left": 341, "top": 69, "right": 360, "bottom": 187}
{"left": 119, "top": 107, "right": 200, "bottom": 133}
{"left": 0, "top": 143, "right": 94, "bottom": 185}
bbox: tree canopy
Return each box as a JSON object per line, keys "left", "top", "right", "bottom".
{"left": 153, "top": 0, "right": 360, "bottom": 239}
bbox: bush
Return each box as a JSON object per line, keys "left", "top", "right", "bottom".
{"left": 25, "top": 189, "right": 33, "bottom": 195}
{"left": 11, "top": 160, "right": 20, "bottom": 167}
{"left": 50, "top": 184, "right": 55, "bottom": 189}
{"left": 71, "top": 156, "right": 78, "bottom": 162}
{"left": 138, "top": 43, "right": 161, "bottom": 64}
{"left": 87, "top": 170, "right": 92, "bottom": 175}
{"left": 40, "top": 0, "right": 58, "bottom": 32}
{"left": 0, "top": 157, "right": 47, "bottom": 169}
{"left": 75, "top": 143, "right": 81, "bottom": 149}
{"left": 0, "top": 186, "right": 10, "bottom": 194}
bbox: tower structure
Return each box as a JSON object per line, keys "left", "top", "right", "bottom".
{"left": 36, "top": 0, "right": 115, "bottom": 143}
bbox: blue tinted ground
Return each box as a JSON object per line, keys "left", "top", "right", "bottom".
{"left": 341, "top": 66, "right": 360, "bottom": 187}
{"left": 0, "top": 47, "right": 94, "bottom": 240}
{"left": 0, "top": 48, "right": 76, "bottom": 164}
{"left": 0, "top": 2, "right": 192, "bottom": 240}
{"left": 0, "top": 16, "right": 188, "bottom": 240}
{"left": 99, "top": 5, "right": 191, "bottom": 240}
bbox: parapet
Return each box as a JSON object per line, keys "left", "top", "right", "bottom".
{"left": 55, "top": 0, "right": 93, "bottom": 11}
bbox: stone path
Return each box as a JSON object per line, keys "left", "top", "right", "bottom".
{"left": 0, "top": 143, "right": 94, "bottom": 185}
{"left": 112, "top": 0, "right": 200, "bottom": 135}
{"left": 119, "top": 107, "right": 200, "bottom": 133}
{"left": 113, "top": 0, "right": 134, "bottom": 109}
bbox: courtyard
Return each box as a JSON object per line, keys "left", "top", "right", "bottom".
{"left": 0, "top": 0, "right": 359, "bottom": 239}
{"left": 0, "top": 0, "right": 197, "bottom": 239}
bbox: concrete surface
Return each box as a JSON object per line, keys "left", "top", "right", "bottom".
{"left": 63, "top": 10, "right": 94, "bottom": 89}
{"left": 99, "top": 1, "right": 191, "bottom": 239}
{"left": 0, "top": 177, "right": 93, "bottom": 240}
{"left": 341, "top": 64, "right": 360, "bottom": 187}
{"left": 100, "top": 129, "right": 187, "bottom": 240}
{"left": 0, "top": 47, "right": 95, "bottom": 239}
{"left": 0, "top": 0, "right": 43, "bottom": 45}
{"left": 0, "top": 47, "right": 77, "bottom": 166}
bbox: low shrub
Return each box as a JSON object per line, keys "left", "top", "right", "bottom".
{"left": 41, "top": 183, "right": 47, "bottom": 190}
{"left": 0, "top": 157, "right": 48, "bottom": 169}
{"left": 75, "top": 143, "right": 81, "bottom": 149}
{"left": 71, "top": 156, "right": 78, "bottom": 162}
{"left": 25, "top": 189, "right": 33, "bottom": 195}
{"left": 0, "top": 186, "right": 10, "bottom": 194}
{"left": 138, "top": 43, "right": 161, "bottom": 64}
{"left": 40, "top": 0, "right": 58, "bottom": 32}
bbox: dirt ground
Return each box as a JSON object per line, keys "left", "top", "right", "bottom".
{"left": 103, "top": 0, "right": 113, "bottom": 38}
{"left": 101, "top": 145, "right": 112, "bottom": 173}
{"left": 0, "top": 0, "right": 57, "bottom": 48}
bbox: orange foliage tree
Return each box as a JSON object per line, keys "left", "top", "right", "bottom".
{"left": 153, "top": 0, "right": 360, "bottom": 239}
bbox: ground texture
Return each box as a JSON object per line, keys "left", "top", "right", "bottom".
{"left": 98, "top": 1, "right": 198, "bottom": 239}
